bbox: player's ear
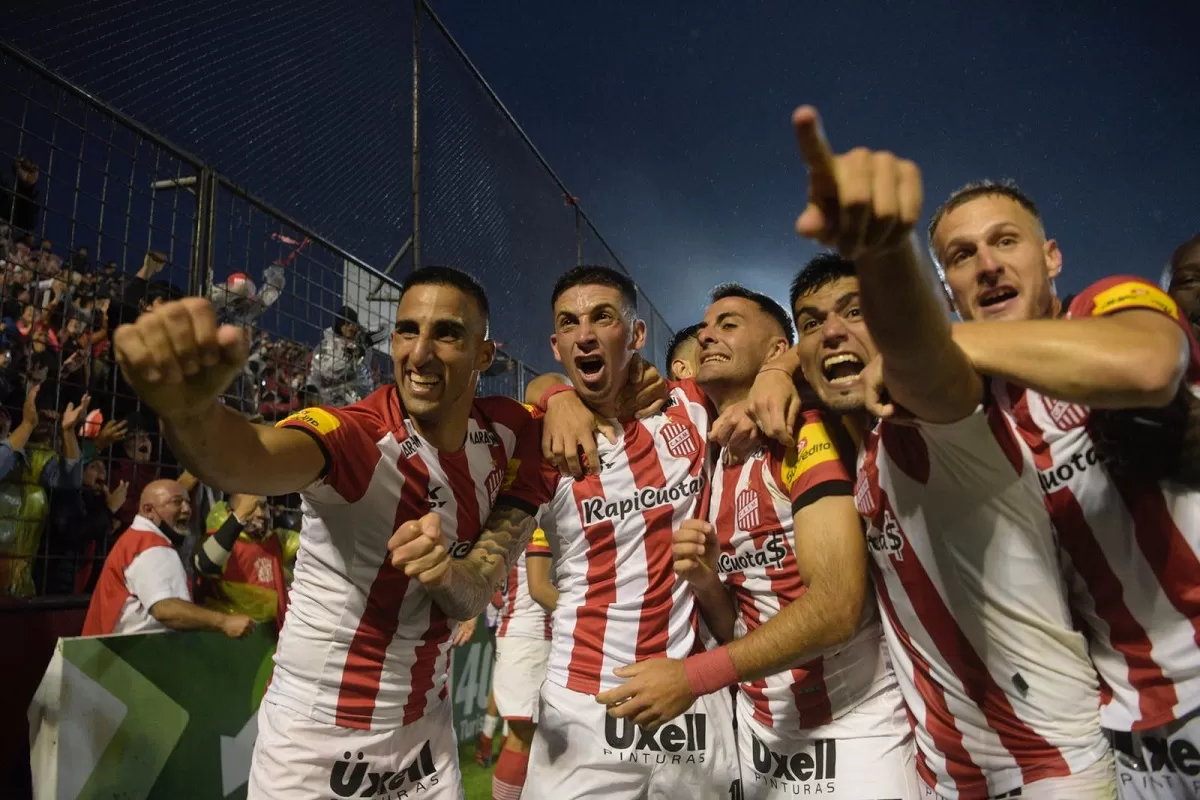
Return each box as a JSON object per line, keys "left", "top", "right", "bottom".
{"left": 476, "top": 339, "right": 496, "bottom": 372}
{"left": 550, "top": 333, "right": 563, "bottom": 364}
{"left": 766, "top": 337, "right": 789, "bottom": 363}
{"left": 630, "top": 319, "right": 647, "bottom": 351}
{"left": 1044, "top": 239, "right": 1063, "bottom": 280}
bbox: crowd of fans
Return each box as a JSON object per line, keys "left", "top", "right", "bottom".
{"left": 0, "top": 153, "right": 414, "bottom": 610}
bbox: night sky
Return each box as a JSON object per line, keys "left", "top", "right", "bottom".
{"left": 436, "top": 0, "right": 1199, "bottom": 329}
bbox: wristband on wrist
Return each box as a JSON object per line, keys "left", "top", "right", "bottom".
{"left": 536, "top": 383, "right": 576, "bottom": 413}
{"left": 683, "top": 646, "right": 739, "bottom": 697}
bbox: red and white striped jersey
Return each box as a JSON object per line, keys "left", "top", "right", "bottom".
{"left": 500, "top": 380, "right": 712, "bottom": 695}
{"left": 711, "top": 409, "right": 897, "bottom": 736}
{"left": 857, "top": 406, "right": 1109, "bottom": 799}
{"left": 497, "top": 528, "right": 553, "bottom": 641}
{"left": 266, "top": 385, "right": 535, "bottom": 730}
{"left": 996, "top": 275, "right": 1200, "bottom": 733}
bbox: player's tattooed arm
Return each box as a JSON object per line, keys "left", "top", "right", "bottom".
{"left": 389, "top": 507, "right": 535, "bottom": 619}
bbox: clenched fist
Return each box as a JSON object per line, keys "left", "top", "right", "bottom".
{"left": 792, "top": 106, "right": 923, "bottom": 261}
{"left": 388, "top": 512, "right": 452, "bottom": 588}
{"left": 672, "top": 519, "right": 719, "bottom": 584}
{"left": 112, "top": 298, "right": 249, "bottom": 421}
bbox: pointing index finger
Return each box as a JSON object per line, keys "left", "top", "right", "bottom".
{"left": 792, "top": 105, "right": 837, "bottom": 192}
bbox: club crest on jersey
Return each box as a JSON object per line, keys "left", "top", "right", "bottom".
{"left": 485, "top": 461, "right": 504, "bottom": 500}
{"left": 1041, "top": 395, "right": 1088, "bottom": 431}
{"left": 660, "top": 422, "right": 698, "bottom": 459}
{"left": 853, "top": 472, "right": 877, "bottom": 518}
{"left": 735, "top": 488, "right": 761, "bottom": 530}
{"left": 718, "top": 532, "right": 788, "bottom": 575}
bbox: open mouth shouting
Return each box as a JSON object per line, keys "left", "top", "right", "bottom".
{"left": 822, "top": 352, "right": 865, "bottom": 387}
{"left": 976, "top": 285, "right": 1019, "bottom": 317}
{"left": 574, "top": 353, "right": 607, "bottom": 389}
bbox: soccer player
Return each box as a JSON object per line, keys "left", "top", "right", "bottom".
{"left": 745, "top": 108, "right": 1115, "bottom": 797}
{"left": 667, "top": 322, "right": 702, "bottom": 380}
{"left": 597, "top": 282, "right": 918, "bottom": 799}
{"left": 111, "top": 266, "right": 589, "bottom": 800}
{"left": 1167, "top": 232, "right": 1200, "bottom": 341}
{"left": 925, "top": 183, "right": 1199, "bottom": 799}
{"left": 390, "top": 265, "right": 743, "bottom": 798}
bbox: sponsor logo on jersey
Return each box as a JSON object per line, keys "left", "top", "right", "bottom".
{"left": 781, "top": 422, "right": 838, "bottom": 490}
{"left": 1118, "top": 734, "right": 1200, "bottom": 782}
{"left": 1092, "top": 281, "right": 1179, "bottom": 319}
{"left": 1041, "top": 395, "right": 1089, "bottom": 431}
{"left": 469, "top": 429, "right": 501, "bottom": 447}
{"left": 426, "top": 485, "right": 447, "bottom": 510}
{"left": 866, "top": 508, "right": 905, "bottom": 562}
{"left": 749, "top": 734, "right": 836, "bottom": 790}
{"left": 735, "top": 487, "right": 761, "bottom": 530}
{"left": 278, "top": 407, "right": 340, "bottom": 436}
{"left": 328, "top": 741, "right": 439, "bottom": 798}
{"left": 603, "top": 713, "right": 707, "bottom": 765}
{"left": 580, "top": 474, "right": 706, "bottom": 526}
{"left": 1038, "top": 445, "right": 1101, "bottom": 493}
{"left": 660, "top": 422, "right": 699, "bottom": 459}
{"left": 718, "top": 532, "right": 788, "bottom": 575}
{"left": 398, "top": 436, "right": 421, "bottom": 460}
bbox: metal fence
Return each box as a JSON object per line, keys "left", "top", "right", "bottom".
{"left": 0, "top": 1, "right": 674, "bottom": 603}
{"left": 0, "top": 0, "right": 674, "bottom": 376}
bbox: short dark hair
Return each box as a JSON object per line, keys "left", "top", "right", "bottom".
{"left": 398, "top": 266, "right": 490, "bottom": 331}
{"left": 789, "top": 252, "right": 856, "bottom": 314}
{"left": 551, "top": 265, "right": 638, "bottom": 314}
{"left": 927, "top": 179, "right": 1043, "bottom": 254}
{"left": 710, "top": 283, "right": 795, "bottom": 344}
{"left": 666, "top": 323, "right": 702, "bottom": 366}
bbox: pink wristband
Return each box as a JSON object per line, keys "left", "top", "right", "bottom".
{"left": 683, "top": 647, "right": 739, "bottom": 697}
{"left": 537, "top": 383, "right": 575, "bottom": 413}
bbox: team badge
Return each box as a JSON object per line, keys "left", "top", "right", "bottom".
{"left": 660, "top": 422, "right": 698, "bottom": 458}
{"left": 1041, "top": 395, "right": 1088, "bottom": 431}
{"left": 735, "top": 487, "right": 761, "bottom": 530}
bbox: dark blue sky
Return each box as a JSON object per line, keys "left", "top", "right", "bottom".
{"left": 437, "top": 0, "right": 1199, "bottom": 328}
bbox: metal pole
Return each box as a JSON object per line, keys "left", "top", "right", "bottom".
{"left": 411, "top": 0, "right": 423, "bottom": 272}
{"left": 188, "top": 167, "right": 211, "bottom": 297}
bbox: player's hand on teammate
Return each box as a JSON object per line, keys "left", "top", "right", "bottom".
{"left": 792, "top": 105, "right": 923, "bottom": 261}
{"left": 742, "top": 367, "right": 803, "bottom": 446}
{"left": 112, "top": 297, "right": 250, "bottom": 421}
{"left": 672, "top": 519, "right": 719, "bottom": 584}
{"left": 616, "top": 354, "right": 669, "bottom": 420}
{"left": 542, "top": 388, "right": 616, "bottom": 479}
{"left": 862, "top": 356, "right": 896, "bottom": 419}
{"left": 708, "top": 400, "right": 762, "bottom": 466}
{"left": 222, "top": 614, "right": 256, "bottom": 639}
{"left": 451, "top": 616, "right": 477, "bottom": 647}
{"left": 596, "top": 658, "right": 694, "bottom": 731}
{"left": 388, "top": 512, "right": 453, "bottom": 589}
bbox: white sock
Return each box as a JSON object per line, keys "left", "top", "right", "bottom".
{"left": 482, "top": 713, "right": 500, "bottom": 738}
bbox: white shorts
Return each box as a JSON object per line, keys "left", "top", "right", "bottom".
{"left": 493, "top": 635, "right": 551, "bottom": 723}
{"left": 526, "top": 679, "right": 740, "bottom": 799}
{"left": 247, "top": 697, "right": 463, "bottom": 800}
{"left": 918, "top": 751, "right": 1116, "bottom": 799}
{"left": 737, "top": 689, "right": 920, "bottom": 799}
{"left": 1112, "top": 704, "right": 1200, "bottom": 799}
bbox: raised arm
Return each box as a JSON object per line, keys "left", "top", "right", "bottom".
{"left": 113, "top": 298, "right": 326, "bottom": 495}
{"left": 792, "top": 106, "right": 981, "bottom": 423}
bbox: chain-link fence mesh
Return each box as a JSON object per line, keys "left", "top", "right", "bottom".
{"left": 0, "top": 1, "right": 674, "bottom": 602}
{"left": 0, "top": 0, "right": 414, "bottom": 272}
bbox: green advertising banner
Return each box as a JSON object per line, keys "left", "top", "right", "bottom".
{"left": 29, "top": 620, "right": 494, "bottom": 798}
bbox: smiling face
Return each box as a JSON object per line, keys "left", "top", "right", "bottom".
{"left": 390, "top": 283, "right": 493, "bottom": 423}
{"left": 551, "top": 283, "right": 645, "bottom": 413}
{"left": 932, "top": 194, "right": 1060, "bottom": 322}
{"left": 793, "top": 275, "right": 878, "bottom": 413}
{"left": 695, "top": 296, "right": 789, "bottom": 402}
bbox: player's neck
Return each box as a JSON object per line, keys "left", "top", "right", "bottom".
{"left": 710, "top": 382, "right": 750, "bottom": 415}
{"left": 409, "top": 398, "right": 473, "bottom": 452}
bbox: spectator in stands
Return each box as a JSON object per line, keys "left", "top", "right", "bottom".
{"left": 0, "top": 385, "right": 42, "bottom": 482}
{"left": 107, "top": 412, "right": 167, "bottom": 530}
{"left": 39, "top": 418, "right": 130, "bottom": 596}
{"left": 0, "top": 157, "right": 40, "bottom": 238}
{"left": 81, "top": 478, "right": 256, "bottom": 637}
{"left": 666, "top": 322, "right": 702, "bottom": 380}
